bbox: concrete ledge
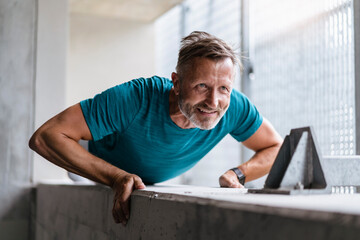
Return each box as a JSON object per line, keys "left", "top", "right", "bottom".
{"left": 35, "top": 183, "right": 360, "bottom": 240}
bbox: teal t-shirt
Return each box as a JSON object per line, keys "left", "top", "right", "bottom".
{"left": 80, "top": 76, "right": 263, "bottom": 184}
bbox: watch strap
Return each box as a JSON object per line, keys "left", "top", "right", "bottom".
{"left": 230, "top": 167, "right": 246, "bottom": 185}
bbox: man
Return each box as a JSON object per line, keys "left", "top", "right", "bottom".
{"left": 29, "top": 31, "right": 283, "bottom": 226}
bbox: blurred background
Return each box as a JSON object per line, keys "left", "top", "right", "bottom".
{"left": 1, "top": 0, "right": 359, "bottom": 238}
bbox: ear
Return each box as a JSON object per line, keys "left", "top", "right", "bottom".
{"left": 171, "top": 72, "right": 180, "bottom": 95}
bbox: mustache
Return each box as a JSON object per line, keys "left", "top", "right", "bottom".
{"left": 195, "top": 103, "right": 223, "bottom": 112}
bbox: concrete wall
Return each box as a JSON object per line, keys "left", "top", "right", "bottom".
{"left": 35, "top": 156, "right": 360, "bottom": 239}
{"left": 67, "top": 13, "right": 155, "bottom": 106}
{"left": 33, "top": 0, "right": 69, "bottom": 183}
{"left": 0, "top": 0, "right": 37, "bottom": 239}
{"left": 36, "top": 184, "right": 360, "bottom": 240}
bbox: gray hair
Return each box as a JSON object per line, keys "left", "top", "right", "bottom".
{"left": 175, "top": 31, "right": 241, "bottom": 77}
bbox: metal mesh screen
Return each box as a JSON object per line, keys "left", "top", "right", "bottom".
{"left": 155, "top": 6, "right": 182, "bottom": 79}
{"left": 155, "top": 0, "right": 241, "bottom": 82}
{"left": 183, "top": 0, "right": 242, "bottom": 89}
{"left": 250, "top": 0, "right": 356, "bottom": 156}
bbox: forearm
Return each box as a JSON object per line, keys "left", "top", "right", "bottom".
{"left": 238, "top": 144, "right": 281, "bottom": 182}
{"left": 29, "top": 130, "right": 125, "bottom": 187}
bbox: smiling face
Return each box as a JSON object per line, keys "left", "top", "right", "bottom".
{"left": 172, "top": 57, "right": 235, "bottom": 130}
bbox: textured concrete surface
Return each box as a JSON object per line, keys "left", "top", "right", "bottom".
{"left": 69, "top": 0, "right": 183, "bottom": 22}
{"left": 36, "top": 184, "right": 360, "bottom": 240}
{"left": 33, "top": 0, "right": 69, "bottom": 182}
{"left": 0, "top": 0, "right": 37, "bottom": 239}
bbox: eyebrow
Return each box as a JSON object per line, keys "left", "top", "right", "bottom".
{"left": 191, "top": 80, "right": 233, "bottom": 89}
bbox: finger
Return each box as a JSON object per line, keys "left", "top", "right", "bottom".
{"left": 230, "top": 181, "right": 242, "bottom": 188}
{"left": 112, "top": 198, "right": 126, "bottom": 224}
{"left": 229, "top": 176, "right": 244, "bottom": 188}
{"left": 112, "top": 196, "right": 120, "bottom": 223}
{"left": 225, "top": 170, "right": 244, "bottom": 188}
{"left": 120, "top": 178, "right": 135, "bottom": 221}
{"left": 112, "top": 207, "right": 123, "bottom": 224}
{"left": 112, "top": 209, "right": 120, "bottom": 224}
{"left": 219, "top": 175, "right": 232, "bottom": 187}
{"left": 220, "top": 175, "right": 241, "bottom": 188}
{"left": 219, "top": 175, "right": 228, "bottom": 187}
{"left": 134, "top": 177, "right": 146, "bottom": 189}
{"left": 227, "top": 181, "right": 239, "bottom": 188}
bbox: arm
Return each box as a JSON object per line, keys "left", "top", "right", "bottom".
{"left": 29, "top": 103, "right": 144, "bottom": 225}
{"left": 219, "top": 118, "right": 283, "bottom": 188}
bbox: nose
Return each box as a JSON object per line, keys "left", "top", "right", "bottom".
{"left": 205, "top": 89, "right": 219, "bottom": 109}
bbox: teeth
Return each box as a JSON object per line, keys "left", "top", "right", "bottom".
{"left": 199, "top": 108, "right": 215, "bottom": 113}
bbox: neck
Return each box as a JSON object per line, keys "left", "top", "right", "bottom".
{"left": 168, "top": 88, "right": 196, "bottom": 129}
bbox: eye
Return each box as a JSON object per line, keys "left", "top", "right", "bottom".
{"left": 221, "top": 86, "right": 229, "bottom": 92}
{"left": 198, "top": 83, "right": 206, "bottom": 88}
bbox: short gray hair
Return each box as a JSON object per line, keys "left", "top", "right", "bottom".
{"left": 176, "top": 31, "right": 241, "bottom": 76}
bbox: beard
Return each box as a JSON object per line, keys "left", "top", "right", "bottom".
{"left": 178, "top": 92, "right": 228, "bottom": 130}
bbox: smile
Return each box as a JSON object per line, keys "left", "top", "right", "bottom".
{"left": 197, "top": 108, "right": 217, "bottom": 115}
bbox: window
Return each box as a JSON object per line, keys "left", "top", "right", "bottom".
{"left": 154, "top": 0, "right": 358, "bottom": 186}
{"left": 249, "top": 0, "right": 356, "bottom": 156}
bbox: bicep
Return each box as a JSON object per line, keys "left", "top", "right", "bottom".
{"left": 242, "top": 118, "right": 282, "bottom": 152}
{"left": 40, "top": 103, "right": 92, "bottom": 141}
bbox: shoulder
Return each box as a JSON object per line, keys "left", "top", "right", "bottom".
{"left": 116, "top": 76, "right": 172, "bottom": 94}
{"left": 231, "top": 88, "right": 248, "bottom": 102}
{"left": 106, "top": 76, "right": 172, "bottom": 99}
{"left": 140, "top": 75, "right": 173, "bottom": 92}
{"left": 225, "top": 89, "right": 263, "bottom": 141}
{"left": 225, "top": 88, "right": 261, "bottom": 128}
{"left": 228, "top": 88, "right": 250, "bottom": 112}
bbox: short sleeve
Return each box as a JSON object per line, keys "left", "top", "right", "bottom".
{"left": 80, "top": 79, "right": 144, "bottom": 141}
{"left": 229, "top": 90, "right": 263, "bottom": 142}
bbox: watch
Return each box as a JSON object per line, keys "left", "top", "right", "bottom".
{"left": 230, "top": 167, "right": 246, "bottom": 185}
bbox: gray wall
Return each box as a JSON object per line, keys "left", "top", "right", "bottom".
{"left": 33, "top": 0, "right": 68, "bottom": 183}
{"left": 36, "top": 184, "right": 360, "bottom": 240}
{"left": 0, "top": 0, "right": 37, "bottom": 239}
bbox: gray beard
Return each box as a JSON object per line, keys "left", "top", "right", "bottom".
{"left": 178, "top": 95, "right": 227, "bottom": 130}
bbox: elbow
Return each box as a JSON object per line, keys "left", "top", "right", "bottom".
{"left": 29, "top": 132, "right": 39, "bottom": 152}
{"left": 273, "top": 138, "right": 283, "bottom": 156}
{"left": 275, "top": 139, "right": 283, "bottom": 149}
{"left": 29, "top": 130, "right": 45, "bottom": 153}
{"left": 273, "top": 134, "right": 284, "bottom": 149}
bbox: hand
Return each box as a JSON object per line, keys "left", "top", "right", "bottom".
{"left": 111, "top": 173, "right": 146, "bottom": 225}
{"left": 219, "top": 170, "right": 244, "bottom": 188}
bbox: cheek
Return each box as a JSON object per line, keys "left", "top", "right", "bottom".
{"left": 219, "top": 96, "right": 231, "bottom": 108}
{"left": 184, "top": 91, "right": 205, "bottom": 103}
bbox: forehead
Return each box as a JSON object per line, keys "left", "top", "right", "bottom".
{"left": 184, "top": 57, "right": 235, "bottom": 83}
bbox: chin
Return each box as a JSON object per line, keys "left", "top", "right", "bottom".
{"left": 192, "top": 117, "right": 221, "bottom": 130}
{"left": 198, "top": 125, "right": 216, "bottom": 130}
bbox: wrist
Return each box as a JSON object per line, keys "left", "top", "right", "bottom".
{"left": 230, "top": 167, "right": 246, "bottom": 185}
{"left": 110, "top": 170, "right": 129, "bottom": 188}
